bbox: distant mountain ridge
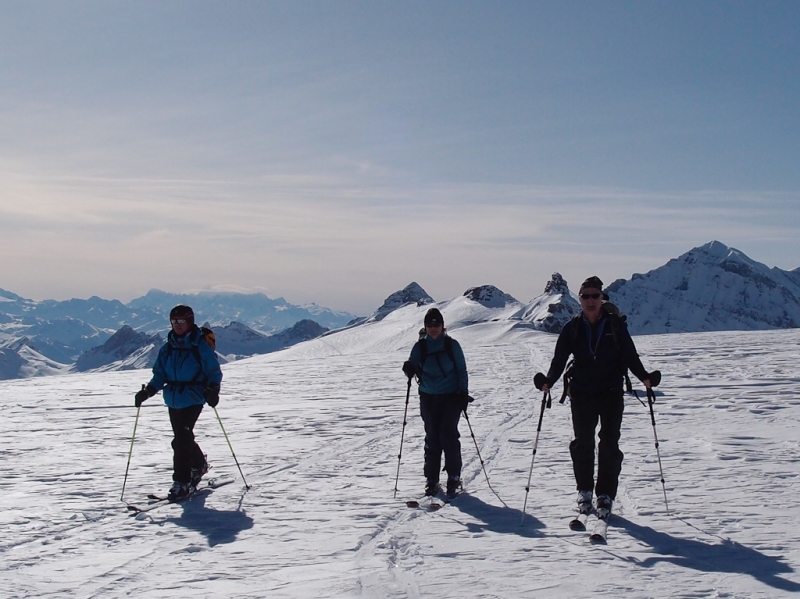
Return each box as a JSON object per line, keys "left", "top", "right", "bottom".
{"left": 1, "top": 240, "right": 798, "bottom": 380}
{"left": 0, "top": 289, "right": 355, "bottom": 379}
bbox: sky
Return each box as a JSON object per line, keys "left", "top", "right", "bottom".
{"left": 1, "top": 1, "right": 799, "bottom": 315}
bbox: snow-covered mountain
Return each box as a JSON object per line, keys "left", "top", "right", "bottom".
{"left": 127, "top": 289, "right": 355, "bottom": 333}
{"left": 351, "top": 282, "right": 435, "bottom": 325}
{"left": 212, "top": 320, "right": 329, "bottom": 360}
{"left": 73, "top": 326, "right": 163, "bottom": 372}
{"left": 70, "top": 319, "right": 332, "bottom": 373}
{"left": 0, "top": 337, "right": 69, "bottom": 379}
{"left": 0, "top": 288, "right": 356, "bottom": 377}
{"left": 606, "top": 241, "right": 800, "bottom": 334}
{"left": 514, "top": 273, "right": 580, "bottom": 333}
{"left": 463, "top": 284, "right": 518, "bottom": 308}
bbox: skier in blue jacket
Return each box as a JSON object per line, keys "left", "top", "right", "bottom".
{"left": 403, "top": 308, "right": 470, "bottom": 498}
{"left": 134, "top": 305, "right": 222, "bottom": 501}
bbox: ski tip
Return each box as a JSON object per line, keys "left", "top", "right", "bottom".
{"left": 406, "top": 500, "right": 420, "bottom": 508}
{"left": 569, "top": 520, "right": 586, "bottom": 531}
{"left": 429, "top": 502, "right": 442, "bottom": 511}
{"left": 589, "top": 534, "right": 607, "bottom": 544}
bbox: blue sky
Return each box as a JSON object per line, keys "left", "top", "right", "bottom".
{"left": 1, "top": 1, "right": 798, "bottom": 314}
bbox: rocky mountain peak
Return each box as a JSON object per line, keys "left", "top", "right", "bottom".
{"left": 462, "top": 285, "right": 518, "bottom": 308}
{"left": 543, "top": 273, "right": 570, "bottom": 295}
{"left": 371, "top": 282, "right": 435, "bottom": 321}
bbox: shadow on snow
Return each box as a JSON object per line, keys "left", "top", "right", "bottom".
{"left": 614, "top": 516, "right": 800, "bottom": 593}
{"left": 448, "top": 492, "right": 545, "bottom": 538}
{"left": 167, "top": 492, "right": 254, "bottom": 547}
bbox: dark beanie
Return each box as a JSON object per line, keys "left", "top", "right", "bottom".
{"left": 169, "top": 304, "right": 195, "bottom": 322}
{"left": 424, "top": 308, "right": 444, "bottom": 326}
{"left": 579, "top": 276, "right": 604, "bottom": 292}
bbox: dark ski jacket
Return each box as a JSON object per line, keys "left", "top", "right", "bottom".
{"left": 545, "top": 313, "right": 648, "bottom": 398}
{"left": 407, "top": 334, "right": 468, "bottom": 396}
{"left": 148, "top": 326, "right": 222, "bottom": 409}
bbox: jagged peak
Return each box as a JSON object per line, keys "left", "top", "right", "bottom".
{"left": 543, "top": 273, "right": 570, "bottom": 295}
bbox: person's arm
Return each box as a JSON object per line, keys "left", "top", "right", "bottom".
{"left": 452, "top": 340, "right": 469, "bottom": 393}
{"left": 542, "top": 322, "right": 574, "bottom": 392}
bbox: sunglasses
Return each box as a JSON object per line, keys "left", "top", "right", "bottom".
{"left": 579, "top": 293, "right": 602, "bottom": 300}
{"left": 170, "top": 318, "right": 190, "bottom": 325}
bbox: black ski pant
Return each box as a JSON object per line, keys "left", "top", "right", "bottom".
{"left": 168, "top": 404, "right": 206, "bottom": 484}
{"left": 419, "top": 392, "right": 462, "bottom": 483}
{"left": 569, "top": 389, "right": 624, "bottom": 500}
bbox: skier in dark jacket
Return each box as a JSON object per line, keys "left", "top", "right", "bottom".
{"left": 403, "top": 308, "right": 470, "bottom": 498}
{"left": 535, "top": 276, "right": 653, "bottom": 519}
{"left": 134, "top": 305, "right": 223, "bottom": 501}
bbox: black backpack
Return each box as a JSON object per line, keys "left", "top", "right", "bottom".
{"left": 164, "top": 326, "right": 216, "bottom": 389}
{"left": 560, "top": 303, "right": 632, "bottom": 403}
{"left": 416, "top": 330, "right": 456, "bottom": 382}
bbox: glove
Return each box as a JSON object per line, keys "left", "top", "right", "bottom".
{"left": 204, "top": 385, "right": 220, "bottom": 408}
{"left": 648, "top": 370, "right": 662, "bottom": 388}
{"left": 457, "top": 391, "right": 475, "bottom": 412}
{"left": 134, "top": 385, "right": 156, "bottom": 407}
{"left": 533, "top": 372, "right": 548, "bottom": 391}
{"left": 402, "top": 360, "right": 416, "bottom": 379}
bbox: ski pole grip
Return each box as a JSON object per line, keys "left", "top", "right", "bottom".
{"left": 649, "top": 370, "right": 662, "bottom": 388}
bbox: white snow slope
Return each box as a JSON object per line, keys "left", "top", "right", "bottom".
{"left": 1, "top": 299, "right": 799, "bottom": 598}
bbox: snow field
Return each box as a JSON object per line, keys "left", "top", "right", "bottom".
{"left": 0, "top": 326, "right": 799, "bottom": 598}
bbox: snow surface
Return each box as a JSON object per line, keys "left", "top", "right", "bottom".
{"left": 1, "top": 303, "right": 799, "bottom": 598}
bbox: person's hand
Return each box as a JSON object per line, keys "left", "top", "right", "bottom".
{"left": 402, "top": 361, "right": 416, "bottom": 379}
{"left": 457, "top": 391, "right": 474, "bottom": 412}
{"left": 533, "top": 372, "right": 549, "bottom": 393}
{"left": 204, "top": 385, "right": 220, "bottom": 408}
{"left": 134, "top": 385, "right": 156, "bottom": 407}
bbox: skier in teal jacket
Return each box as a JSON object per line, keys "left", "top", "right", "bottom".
{"left": 134, "top": 305, "right": 222, "bottom": 501}
{"left": 403, "top": 308, "right": 470, "bottom": 498}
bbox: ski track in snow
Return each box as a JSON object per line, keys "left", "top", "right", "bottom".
{"left": 1, "top": 328, "right": 799, "bottom": 598}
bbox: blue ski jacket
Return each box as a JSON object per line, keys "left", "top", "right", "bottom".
{"left": 148, "top": 326, "right": 223, "bottom": 409}
{"left": 407, "top": 334, "right": 469, "bottom": 396}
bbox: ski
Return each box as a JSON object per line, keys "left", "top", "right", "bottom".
{"left": 126, "top": 478, "right": 235, "bottom": 514}
{"left": 589, "top": 514, "right": 609, "bottom": 544}
{"left": 568, "top": 510, "right": 592, "bottom": 531}
{"left": 405, "top": 496, "right": 444, "bottom": 511}
{"left": 405, "top": 488, "right": 461, "bottom": 511}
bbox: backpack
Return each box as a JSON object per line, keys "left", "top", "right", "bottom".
{"left": 416, "top": 331, "right": 456, "bottom": 381}
{"left": 559, "top": 302, "right": 632, "bottom": 404}
{"left": 164, "top": 325, "right": 216, "bottom": 389}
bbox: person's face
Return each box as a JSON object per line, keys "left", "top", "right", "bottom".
{"left": 171, "top": 317, "right": 192, "bottom": 336}
{"left": 425, "top": 321, "right": 443, "bottom": 339}
{"left": 579, "top": 288, "right": 602, "bottom": 320}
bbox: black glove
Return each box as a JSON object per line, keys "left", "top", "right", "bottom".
{"left": 402, "top": 360, "right": 416, "bottom": 379}
{"left": 533, "top": 372, "right": 548, "bottom": 391}
{"left": 458, "top": 391, "right": 475, "bottom": 412}
{"left": 204, "top": 385, "right": 220, "bottom": 408}
{"left": 134, "top": 385, "right": 156, "bottom": 407}
{"left": 648, "top": 370, "right": 662, "bottom": 388}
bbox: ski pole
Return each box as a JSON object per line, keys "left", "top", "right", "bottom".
{"left": 393, "top": 377, "right": 412, "bottom": 498}
{"left": 646, "top": 386, "right": 670, "bottom": 515}
{"left": 520, "top": 390, "right": 551, "bottom": 525}
{"left": 462, "top": 407, "right": 506, "bottom": 507}
{"left": 121, "top": 389, "right": 143, "bottom": 502}
{"left": 213, "top": 406, "right": 251, "bottom": 489}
